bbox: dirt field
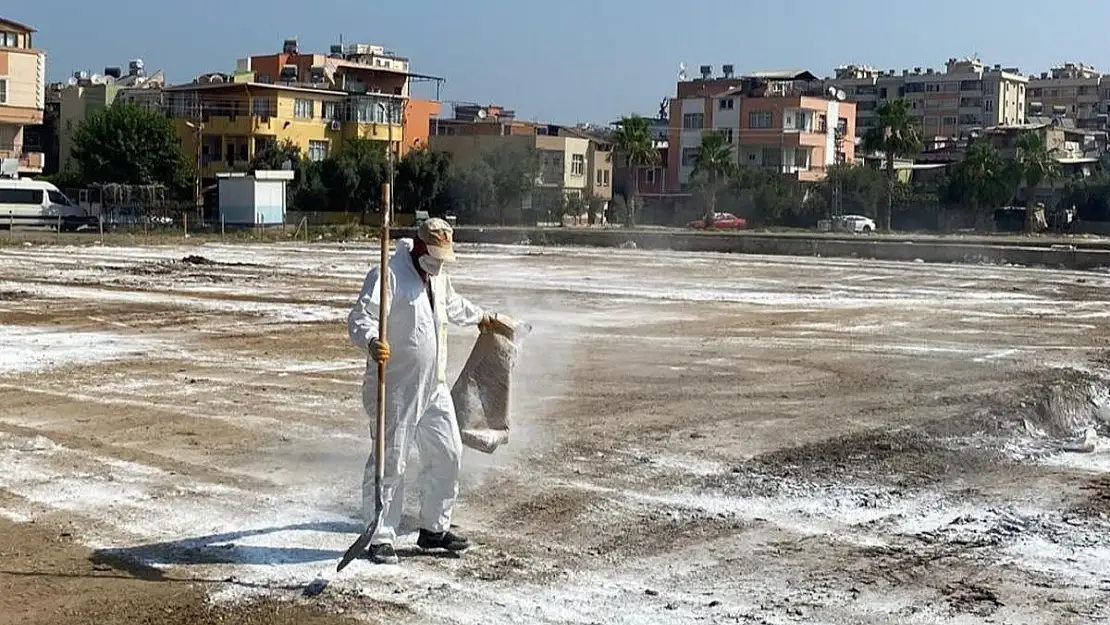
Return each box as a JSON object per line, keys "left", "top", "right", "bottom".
{"left": 0, "top": 241, "right": 1108, "bottom": 624}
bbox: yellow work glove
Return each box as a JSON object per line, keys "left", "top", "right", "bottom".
{"left": 369, "top": 338, "right": 391, "bottom": 363}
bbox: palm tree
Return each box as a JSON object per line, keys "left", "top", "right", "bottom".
{"left": 1011, "top": 131, "right": 1060, "bottom": 233}
{"left": 692, "top": 131, "right": 736, "bottom": 227}
{"left": 612, "top": 115, "right": 659, "bottom": 227}
{"left": 944, "top": 141, "right": 1012, "bottom": 231}
{"left": 861, "top": 100, "right": 923, "bottom": 232}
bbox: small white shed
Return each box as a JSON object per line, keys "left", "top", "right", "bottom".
{"left": 216, "top": 170, "right": 295, "bottom": 226}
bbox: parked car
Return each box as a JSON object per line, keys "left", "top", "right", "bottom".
{"left": 833, "top": 214, "right": 876, "bottom": 233}
{"left": 687, "top": 212, "right": 748, "bottom": 230}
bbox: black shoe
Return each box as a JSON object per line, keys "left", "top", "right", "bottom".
{"left": 417, "top": 529, "right": 470, "bottom": 552}
{"left": 366, "top": 543, "right": 399, "bottom": 565}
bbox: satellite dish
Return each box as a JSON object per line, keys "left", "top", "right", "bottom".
{"left": 678, "top": 61, "right": 688, "bottom": 81}
{"left": 827, "top": 86, "right": 837, "bottom": 98}
{"left": 476, "top": 108, "right": 488, "bottom": 120}
{"left": 836, "top": 89, "right": 847, "bottom": 101}
{"left": 66, "top": 76, "right": 78, "bottom": 86}
{"left": 90, "top": 73, "right": 103, "bottom": 84}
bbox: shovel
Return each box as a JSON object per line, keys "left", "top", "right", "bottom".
{"left": 337, "top": 189, "right": 392, "bottom": 573}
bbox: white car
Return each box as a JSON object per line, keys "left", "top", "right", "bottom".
{"left": 835, "top": 214, "right": 876, "bottom": 233}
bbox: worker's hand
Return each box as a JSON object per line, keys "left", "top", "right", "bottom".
{"left": 369, "top": 338, "right": 391, "bottom": 363}
{"left": 478, "top": 313, "right": 497, "bottom": 332}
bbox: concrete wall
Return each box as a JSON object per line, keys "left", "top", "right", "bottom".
{"left": 391, "top": 227, "right": 1110, "bottom": 271}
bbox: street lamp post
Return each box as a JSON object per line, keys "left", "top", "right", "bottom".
{"left": 184, "top": 119, "right": 204, "bottom": 221}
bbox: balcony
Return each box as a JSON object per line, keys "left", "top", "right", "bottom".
{"left": 0, "top": 144, "right": 44, "bottom": 174}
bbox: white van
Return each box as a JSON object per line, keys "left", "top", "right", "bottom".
{"left": 0, "top": 178, "right": 93, "bottom": 231}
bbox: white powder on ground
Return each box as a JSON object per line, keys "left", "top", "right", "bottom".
{"left": 0, "top": 325, "right": 163, "bottom": 375}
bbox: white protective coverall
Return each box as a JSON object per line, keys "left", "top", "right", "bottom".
{"left": 347, "top": 237, "right": 485, "bottom": 545}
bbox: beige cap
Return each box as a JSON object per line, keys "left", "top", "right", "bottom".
{"left": 417, "top": 217, "right": 457, "bottom": 262}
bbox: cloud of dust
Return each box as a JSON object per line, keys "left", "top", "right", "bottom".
{"left": 455, "top": 292, "right": 580, "bottom": 492}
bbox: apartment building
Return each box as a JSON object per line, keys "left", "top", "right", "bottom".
{"left": 0, "top": 16, "right": 46, "bottom": 175}
{"left": 826, "top": 57, "right": 1027, "bottom": 140}
{"left": 430, "top": 103, "right": 612, "bottom": 203}
{"left": 430, "top": 131, "right": 592, "bottom": 213}
{"left": 162, "top": 77, "right": 438, "bottom": 186}
{"left": 667, "top": 68, "right": 856, "bottom": 188}
{"left": 58, "top": 60, "right": 165, "bottom": 170}
{"left": 1026, "top": 63, "right": 1103, "bottom": 129}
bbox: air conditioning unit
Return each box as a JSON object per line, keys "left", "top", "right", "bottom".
{"left": 329, "top": 120, "right": 341, "bottom": 131}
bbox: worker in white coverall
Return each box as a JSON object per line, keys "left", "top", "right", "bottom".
{"left": 347, "top": 217, "right": 497, "bottom": 565}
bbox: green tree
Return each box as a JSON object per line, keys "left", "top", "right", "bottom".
{"left": 1010, "top": 131, "right": 1060, "bottom": 232}
{"left": 249, "top": 138, "right": 301, "bottom": 171}
{"left": 612, "top": 114, "right": 659, "bottom": 227}
{"left": 70, "top": 102, "right": 192, "bottom": 194}
{"left": 292, "top": 160, "right": 329, "bottom": 211}
{"left": 395, "top": 148, "right": 454, "bottom": 215}
{"left": 692, "top": 131, "right": 736, "bottom": 226}
{"left": 942, "top": 141, "right": 1014, "bottom": 231}
{"left": 861, "top": 100, "right": 923, "bottom": 232}
{"left": 448, "top": 160, "right": 497, "bottom": 224}
{"left": 814, "top": 164, "right": 886, "bottom": 220}
{"left": 481, "top": 144, "right": 539, "bottom": 225}
{"left": 319, "top": 139, "right": 388, "bottom": 214}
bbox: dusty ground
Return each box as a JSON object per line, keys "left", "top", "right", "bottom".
{"left": 0, "top": 241, "right": 1109, "bottom": 624}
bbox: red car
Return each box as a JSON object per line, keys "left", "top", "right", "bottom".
{"left": 687, "top": 212, "right": 748, "bottom": 230}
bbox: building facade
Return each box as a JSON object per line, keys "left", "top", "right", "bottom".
{"left": 0, "top": 16, "right": 45, "bottom": 175}
{"left": 1027, "top": 63, "right": 1103, "bottom": 129}
{"left": 162, "top": 79, "right": 434, "bottom": 186}
{"left": 826, "top": 57, "right": 1027, "bottom": 140}
{"left": 430, "top": 131, "right": 593, "bottom": 215}
{"left": 58, "top": 61, "right": 165, "bottom": 171}
{"left": 667, "top": 70, "right": 856, "bottom": 188}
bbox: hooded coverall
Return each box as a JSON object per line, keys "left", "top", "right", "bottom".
{"left": 347, "top": 237, "right": 485, "bottom": 546}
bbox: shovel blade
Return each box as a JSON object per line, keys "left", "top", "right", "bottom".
{"left": 336, "top": 497, "right": 384, "bottom": 573}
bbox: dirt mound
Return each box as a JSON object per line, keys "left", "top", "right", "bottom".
{"left": 715, "top": 368, "right": 1110, "bottom": 493}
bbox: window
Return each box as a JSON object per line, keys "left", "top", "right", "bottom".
{"left": 323, "top": 102, "right": 338, "bottom": 120}
{"left": 645, "top": 169, "right": 655, "bottom": 184}
{"left": 718, "top": 128, "right": 734, "bottom": 143}
{"left": 682, "top": 113, "right": 704, "bottom": 129}
{"left": 718, "top": 98, "right": 734, "bottom": 110}
{"left": 748, "top": 110, "right": 773, "bottom": 128}
{"left": 238, "top": 143, "right": 249, "bottom": 162}
{"left": 603, "top": 170, "right": 610, "bottom": 185}
{"left": 0, "top": 31, "right": 18, "bottom": 48}
{"left": 855, "top": 85, "right": 877, "bottom": 96}
{"left": 793, "top": 149, "right": 809, "bottom": 169}
{"left": 0, "top": 78, "right": 7, "bottom": 105}
{"left": 308, "top": 140, "right": 329, "bottom": 162}
{"left": 571, "top": 154, "right": 585, "bottom": 176}
{"left": 941, "top": 116, "right": 957, "bottom": 126}
{"left": 681, "top": 147, "right": 699, "bottom": 167}
{"left": 252, "top": 97, "right": 276, "bottom": 117}
{"left": 984, "top": 100, "right": 994, "bottom": 112}
{"left": 596, "top": 169, "right": 604, "bottom": 185}
{"left": 0, "top": 189, "right": 43, "bottom": 204}
{"left": 293, "top": 99, "right": 314, "bottom": 119}
{"left": 47, "top": 190, "right": 73, "bottom": 206}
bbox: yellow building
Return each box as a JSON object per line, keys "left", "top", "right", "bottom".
{"left": 162, "top": 79, "right": 405, "bottom": 184}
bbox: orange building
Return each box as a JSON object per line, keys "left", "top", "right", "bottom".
{"left": 667, "top": 68, "right": 856, "bottom": 187}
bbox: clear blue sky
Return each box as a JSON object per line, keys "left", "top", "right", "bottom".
{"left": 15, "top": 1, "right": 1110, "bottom": 124}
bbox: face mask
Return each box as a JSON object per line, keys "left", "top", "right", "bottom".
{"left": 418, "top": 255, "right": 443, "bottom": 276}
